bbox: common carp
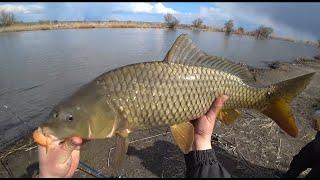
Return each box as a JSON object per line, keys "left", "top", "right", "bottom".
{"left": 33, "top": 34, "right": 315, "bottom": 173}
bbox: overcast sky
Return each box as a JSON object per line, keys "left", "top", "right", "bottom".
{"left": 0, "top": 2, "right": 319, "bottom": 41}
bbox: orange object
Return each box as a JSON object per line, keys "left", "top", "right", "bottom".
{"left": 32, "top": 128, "right": 52, "bottom": 147}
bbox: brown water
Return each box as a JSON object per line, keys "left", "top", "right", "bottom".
{"left": 0, "top": 28, "right": 319, "bottom": 149}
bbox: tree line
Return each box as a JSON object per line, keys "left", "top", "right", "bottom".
{"left": 163, "top": 13, "right": 275, "bottom": 40}
{"left": 0, "top": 10, "right": 319, "bottom": 46}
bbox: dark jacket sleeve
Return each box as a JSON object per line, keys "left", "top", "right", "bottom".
{"left": 184, "top": 149, "right": 231, "bottom": 178}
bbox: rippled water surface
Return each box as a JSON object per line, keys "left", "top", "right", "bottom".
{"left": 0, "top": 28, "right": 319, "bottom": 149}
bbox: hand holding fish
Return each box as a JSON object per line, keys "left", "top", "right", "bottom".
{"left": 191, "top": 95, "right": 229, "bottom": 151}
{"left": 37, "top": 137, "right": 82, "bottom": 178}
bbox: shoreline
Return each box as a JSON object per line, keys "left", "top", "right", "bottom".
{"left": 0, "top": 56, "right": 320, "bottom": 177}
{"left": 1, "top": 20, "right": 318, "bottom": 48}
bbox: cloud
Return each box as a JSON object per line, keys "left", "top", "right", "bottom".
{"left": 0, "top": 4, "right": 43, "bottom": 14}
{"left": 197, "top": 3, "right": 320, "bottom": 41}
{"left": 128, "top": 3, "right": 153, "bottom": 13}
{"left": 153, "top": 3, "right": 176, "bottom": 14}
{"left": 113, "top": 2, "right": 178, "bottom": 15}
{"left": 197, "top": 6, "right": 232, "bottom": 26}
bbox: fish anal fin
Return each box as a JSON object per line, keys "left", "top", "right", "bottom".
{"left": 170, "top": 122, "right": 194, "bottom": 154}
{"left": 111, "top": 130, "right": 129, "bottom": 176}
{"left": 262, "top": 98, "right": 298, "bottom": 137}
{"left": 218, "top": 109, "right": 241, "bottom": 125}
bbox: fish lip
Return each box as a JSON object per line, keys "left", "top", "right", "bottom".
{"left": 38, "top": 127, "right": 61, "bottom": 143}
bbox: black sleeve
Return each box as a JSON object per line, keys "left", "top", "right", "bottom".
{"left": 184, "top": 149, "right": 231, "bottom": 178}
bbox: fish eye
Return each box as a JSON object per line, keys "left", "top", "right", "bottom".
{"left": 53, "top": 112, "right": 58, "bottom": 118}
{"left": 66, "top": 114, "right": 73, "bottom": 121}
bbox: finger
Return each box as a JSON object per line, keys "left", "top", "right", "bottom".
{"left": 206, "top": 95, "right": 229, "bottom": 119}
{"left": 71, "top": 136, "right": 83, "bottom": 146}
{"left": 58, "top": 139, "right": 79, "bottom": 165}
{"left": 65, "top": 150, "right": 80, "bottom": 178}
{"left": 63, "top": 137, "right": 83, "bottom": 152}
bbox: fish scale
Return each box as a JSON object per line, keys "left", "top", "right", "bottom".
{"left": 102, "top": 61, "right": 266, "bottom": 130}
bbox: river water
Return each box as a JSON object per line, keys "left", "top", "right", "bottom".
{"left": 0, "top": 28, "right": 319, "bottom": 149}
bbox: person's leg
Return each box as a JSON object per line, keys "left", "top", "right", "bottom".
{"left": 305, "top": 132, "right": 320, "bottom": 178}
{"left": 285, "top": 141, "right": 313, "bottom": 178}
{"left": 316, "top": 131, "right": 320, "bottom": 140}
{"left": 306, "top": 165, "right": 320, "bottom": 178}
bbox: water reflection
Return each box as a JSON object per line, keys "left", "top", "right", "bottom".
{"left": 223, "top": 35, "right": 230, "bottom": 50}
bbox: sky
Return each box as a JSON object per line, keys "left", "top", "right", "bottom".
{"left": 0, "top": 2, "right": 319, "bottom": 42}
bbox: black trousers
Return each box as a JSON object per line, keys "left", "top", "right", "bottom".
{"left": 285, "top": 132, "right": 320, "bottom": 178}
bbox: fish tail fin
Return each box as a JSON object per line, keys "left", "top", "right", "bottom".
{"left": 261, "top": 72, "right": 315, "bottom": 137}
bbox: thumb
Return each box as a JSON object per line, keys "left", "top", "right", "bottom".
{"left": 62, "top": 137, "right": 82, "bottom": 152}
{"left": 58, "top": 137, "right": 82, "bottom": 164}
{"left": 206, "top": 95, "right": 229, "bottom": 121}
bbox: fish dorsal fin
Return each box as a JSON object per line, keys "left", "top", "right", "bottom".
{"left": 164, "top": 34, "right": 207, "bottom": 64}
{"left": 164, "top": 34, "right": 254, "bottom": 83}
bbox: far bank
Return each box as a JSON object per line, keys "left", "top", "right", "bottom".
{"left": 0, "top": 20, "right": 318, "bottom": 48}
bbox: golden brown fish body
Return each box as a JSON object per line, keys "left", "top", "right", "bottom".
{"left": 35, "top": 34, "right": 315, "bottom": 175}
{"left": 101, "top": 61, "right": 269, "bottom": 131}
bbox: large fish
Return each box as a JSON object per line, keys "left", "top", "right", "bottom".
{"left": 33, "top": 34, "right": 315, "bottom": 173}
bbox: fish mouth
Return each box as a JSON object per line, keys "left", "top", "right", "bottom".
{"left": 32, "top": 127, "right": 63, "bottom": 146}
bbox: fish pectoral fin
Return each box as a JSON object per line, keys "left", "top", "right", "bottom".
{"left": 170, "top": 122, "right": 194, "bottom": 154}
{"left": 218, "top": 109, "right": 241, "bottom": 125}
{"left": 111, "top": 130, "right": 129, "bottom": 176}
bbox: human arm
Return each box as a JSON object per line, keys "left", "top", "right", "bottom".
{"left": 184, "top": 95, "right": 231, "bottom": 178}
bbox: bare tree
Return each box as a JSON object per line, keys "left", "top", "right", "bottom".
{"left": 224, "top": 20, "right": 234, "bottom": 35}
{"left": 192, "top": 18, "right": 203, "bottom": 28}
{"left": 237, "top": 27, "right": 244, "bottom": 35}
{"left": 0, "top": 10, "right": 16, "bottom": 26}
{"left": 318, "top": 40, "right": 320, "bottom": 47}
{"left": 164, "top": 13, "right": 179, "bottom": 29}
{"left": 255, "top": 26, "right": 274, "bottom": 39}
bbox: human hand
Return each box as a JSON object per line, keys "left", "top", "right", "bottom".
{"left": 38, "top": 137, "right": 82, "bottom": 178}
{"left": 190, "top": 95, "right": 229, "bottom": 151}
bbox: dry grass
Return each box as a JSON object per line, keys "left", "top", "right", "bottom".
{"left": 0, "top": 138, "right": 37, "bottom": 177}
{"left": 0, "top": 21, "right": 167, "bottom": 33}
{"left": 107, "top": 131, "right": 171, "bottom": 168}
